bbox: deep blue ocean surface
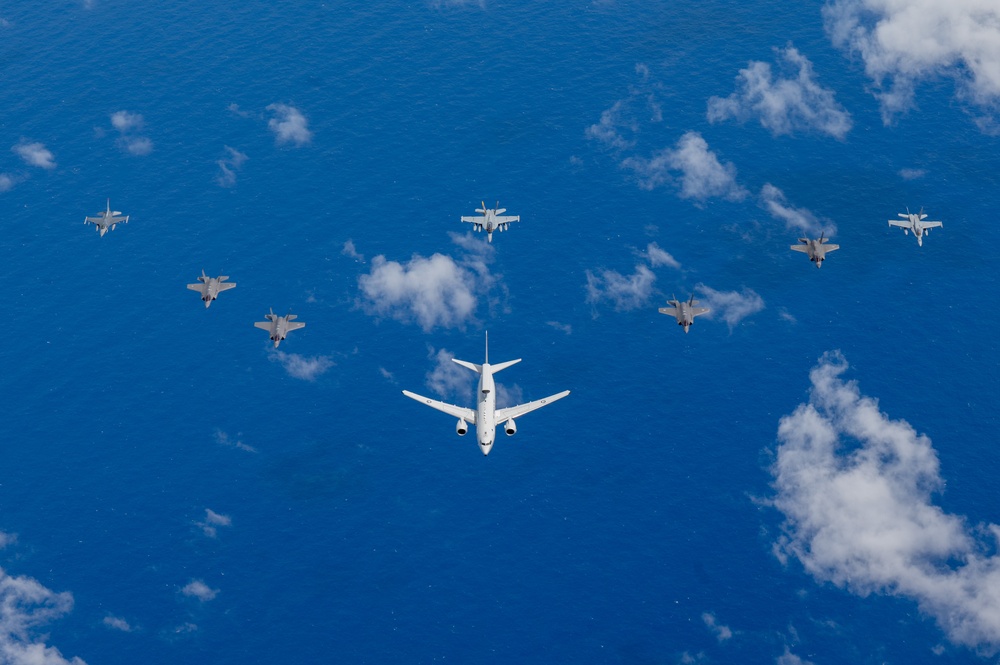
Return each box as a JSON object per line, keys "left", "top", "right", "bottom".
{"left": 0, "top": 1, "right": 998, "bottom": 663}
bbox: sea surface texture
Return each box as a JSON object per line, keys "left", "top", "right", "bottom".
{"left": 0, "top": 1, "right": 998, "bottom": 663}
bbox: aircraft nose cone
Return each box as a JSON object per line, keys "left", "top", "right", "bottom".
{"left": 204, "top": 299, "right": 212, "bottom": 308}
{"left": 480, "top": 444, "right": 492, "bottom": 456}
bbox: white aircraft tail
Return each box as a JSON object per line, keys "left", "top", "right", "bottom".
{"left": 451, "top": 331, "right": 521, "bottom": 374}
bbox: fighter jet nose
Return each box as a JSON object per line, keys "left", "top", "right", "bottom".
{"left": 273, "top": 339, "right": 281, "bottom": 348}
{"left": 204, "top": 300, "right": 212, "bottom": 308}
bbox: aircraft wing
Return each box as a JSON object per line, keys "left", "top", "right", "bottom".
{"left": 186, "top": 283, "right": 206, "bottom": 292}
{"left": 286, "top": 321, "right": 306, "bottom": 332}
{"left": 402, "top": 390, "right": 476, "bottom": 422}
{"left": 494, "top": 215, "right": 519, "bottom": 224}
{"left": 254, "top": 321, "right": 273, "bottom": 331}
{"left": 218, "top": 282, "right": 237, "bottom": 292}
{"left": 494, "top": 390, "right": 570, "bottom": 424}
{"left": 110, "top": 215, "right": 128, "bottom": 224}
{"left": 658, "top": 307, "right": 678, "bottom": 316}
{"left": 691, "top": 308, "right": 710, "bottom": 317}
{"left": 84, "top": 216, "right": 104, "bottom": 225}
{"left": 919, "top": 221, "right": 943, "bottom": 229}
{"left": 789, "top": 244, "right": 809, "bottom": 253}
{"left": 824, "top": 244, "right": 840, "bottom": 253}
{"left": 460, "top": 216, "right": 484, "bottom": 223}
{"left": 888, "top": 220, "right": 912, "bottom": 228}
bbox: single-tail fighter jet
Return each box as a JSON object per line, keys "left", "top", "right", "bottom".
{"left": 659, "top": 295, "right": 710, "bottom": 333}
{"left": 402, "top": 332, "right": 570, "bottom": 456}
{"left": 790, "top": 232, "right": 840, "bottom": 267}
{"left": 461, "top": 201, "right": 520, "bottom": 243}
{"left": 84, "top": 199, "right": 128, "bottom": 237}
{"left": 254, "top": 309, "right": 305, "bottom": 348}
{"left": 187, "top": 271, "right": 236, "bottom": 308}
{"left": 889, "top": 208, "right": 942, "bottom": 246}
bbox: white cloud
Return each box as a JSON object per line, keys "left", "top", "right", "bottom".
{"left": 708, "top": 45, "right": 852, "bottom": 138}
{"left": 0, "top": 568, "right": 86, "bottom": 664}
{"left": 546, "top": 321, "right": 572, "bottom": 335}
{"left": 0, "top": 175, "right": 15, "bottom": 192}
{"left": 772, "top": 352, "right": 1000, "bottom": 654}
{"left": 585, "top": 100, "right": 636, "bottom": 151}
{"left": 694, "top": 284, "right": 765, "bottom": 330}
{"left": 760, "top": 184, "right": 834, "bottom": 236}
{"left": 181, "top": 580, "right": 218, "bottom": 602}
{"left": 214, "top": 429, "right": 257, "bottom": 454}
{"left": 644, "top": 242, "right": 681, "bottom": 269}
{"left": 585, "top": 65, "right": 663, "bottom": 152}
{"left": 776, "top": 648, "right": 815, "bottom": 665}
{"left": 342, "top": 239, "right": 364, "bottom": 261}
{"left": 268, "top": 350, "right": 334, "bottom": 381}
{"left": 623, "top": 132, "right": 747, "bottom": 202}
{"left": 357, "top": 234, "right": 499, "bottom": 332}
{"left": 824, "top": 0, "right": 1000, "bottom": 124}
{"left": 102, "top": 615, "right": 132, "bottom": 632}
{"left": 899, "top": 167, "right": 926, "bottom": 180}
{"left": 495, "top": 383, "right": 523, "bottom": 409}
{"left": 12, "top": 141, "right": 55, "bottom": 170}
{"left": 425, "top": 348, "right": 473, "bottom": 403}
{"left": 195, "top": 509, "right": 232, "bottom": 539}
{"left": 585, "top": 264, "right": 656, "bottom": 312}
{"left": 701, "top": 612, "right": 733, "bottom": 642}
{"left": 215, "top": 146, "right": 247, "bottom": 187}
{"left": 266, "top": 103, "right": 313, "bottom": 146}
{"left": 109, "top": 111, "right": 152, "bottom": 156}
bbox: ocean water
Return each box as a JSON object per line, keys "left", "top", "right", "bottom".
{"left": 0, "top": 1, "right": 998, "bottom": 663}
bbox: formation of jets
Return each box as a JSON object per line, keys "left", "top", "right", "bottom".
{"left": 402, "top": 333, "right": 570, "bottom": 456}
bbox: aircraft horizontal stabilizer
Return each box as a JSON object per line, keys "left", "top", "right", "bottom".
{"left": 451, "top": 358, "right": 482, "bottom": 374}
{"left": 489, "top": 358, "right": 521, "bottom": 374}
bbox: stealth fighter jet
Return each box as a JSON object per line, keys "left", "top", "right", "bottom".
{"left": 254, "top": 309, "right": 305, "bottom": 348}
{"left": 790, "top": 233, "right": 840, "bottom": 267}
{"left": 659, "top": 295, "right": 710, "bottom": 333}
{"left": 187, "top": 271, "right": 236, "bottom": 308}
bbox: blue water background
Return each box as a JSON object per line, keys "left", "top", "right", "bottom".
{"left": 0, "top": 1, "right": 996, "bottom": 663}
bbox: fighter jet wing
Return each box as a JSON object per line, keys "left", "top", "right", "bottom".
{"left": 84, "top": 216, "right": 104, "bottom": 225}
{"left": 217, "top": 282, "right": 237, "bottom": 292}
{"left": 691, "top": 308, "right": 710, "bottom": 317}
{"left": 888, "top": 220, "right": 913, "bottom": 228}
{"left": 186, "top": 283, "right": 206, "bottom": 292}
{"left": 919, "top": 221, "right": 943, "bottom": 229}
{"left": 285, "top": 321, "right": 306, "bottom": 332}
{"left": 494, "top": 215, "right": 519, "bottom": 224}
{"left": 402, "top": 390, "right": 476, "bottom": 423}
{"left": 460, "top": 216, "right": 484, "bottom": 223}
{"left": 790, "top": 244, "right": 809, "bottom": 253}
{"left": 658, "top": 307, "right": 678, "bottom": 316}
{"left": 494, "top": 390, "right": 570, "bottom": 424}
{"left": 254, "top": 321, "right": 273, "bottom": 331}
{"left": 823, "top": 244, "right": 840, "bottom": 253}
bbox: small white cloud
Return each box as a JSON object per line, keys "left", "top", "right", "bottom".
{"left": 378, "top": 367, "right": 395, "bottom": 382}
{"left": 266, "top": 103, "right": 313, "bottom": 146}
{"left": 214, "top": 429, "right": 257, "bottom": 454}
{"left": 695, "top": 284, "right": 765, "bottom": 330}
{"left": 495, "top": 383, "right": 523, "bottom": 409}
{"left": 585, "top": 264, "right": 656, "bottom": 312}
{"left": 215, "top": 146, "right": 247, "bottom": 187}
{"left": 195, "top": 508, "right": 231, "bottom": 538}
{"left": 760, "top": 184, "right": 833, "bottom": 236}
{"left": 0, "top": 567, "right": 85, "bottom": 664}
{"left": 776, "top": 648, "right": 815, "bottom": 665}
{"left": 772, "top": 352, "right": 1000, "bottom": 654}
{"left": 181, "top": 580, "right": 218, "bottom": 602}
{"left": 341, "top": 239, "right": 364, "bottom": 261}
{"left": 644, "top": 242, "right": 681, "bottom": 269}
{"left": 701, "top": 612, "right": 733, "bottom": 642}
{"left": 121, "top": 137, "right": 152, "bottom": 156}
{"left": 110, "top": 111, "right": 143, "bottom": 133}
{"left": 0, "top": 532, "right": 16, "bottom": 549}
{"left": 708, "top": 45, "right": 852, "bottom": 138}
{"left": 426, "top": 348, "right": 473, "bottom": 403}
{"left": 357, "top": 235, "right": 499, "bottom": 332}
{"left": 623, "top": 132, "right": 747, "bottom": 202}
{"left": 12, "top": 141, "right": 55, "bottom": 170}
{"left": 0, "top": 175, "right": 15, "bottom": 192}
{"left": 103, "top": 615, "right": 133, "bottom": 632}
{"left": 779, "top": 309, "right": 797, "bottom": 324}
{"left": 109, "top": 111, "right": 153, "bottom": 156}
{"left": 585, "top": 100, "right": 636, "bottom": 151}
{"left": 899, "top": 168, "right": 927, "bottom": 180}
{"left": 546, "top": 321, "right": 572, "bottom": 335}
{"left": 268, "top": 350, "right": 334, "bottom": 381}
{"left": 824, "top": 0, "right": 1000, "bottom": 125}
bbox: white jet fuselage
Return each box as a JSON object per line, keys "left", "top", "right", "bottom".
{"left": 475, "top": 363, "right": 497, "bottom": 454}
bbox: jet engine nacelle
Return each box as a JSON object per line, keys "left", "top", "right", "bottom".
{"left": 456, "top": 419, "right": 468, "bottom": 436}
{"left": 504, "top": 419, "right": 517, "bottom": 436}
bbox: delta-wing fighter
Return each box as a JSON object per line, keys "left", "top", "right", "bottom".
{"left": 889, "top": 208, "right": 942, "bottom": 246}
{"left": 402, "top": 333, "right": 569, "bottom": 456}
{"left": 254, "top": 309, "right": 305, "bottom": 348}
{"left": 84, "top": 199, "right": 128, "bottom": 237}
{"left": 461, "top": 201, "right": 520, "bottom": 242}
{"left": 187, "top": 271, "right": 236, "bottom": 308}
{"left": 659, "top": 295, "right": 709, "bottom": 333}
{"left": 790, "top": 232, "right": 840, "bottom": 267}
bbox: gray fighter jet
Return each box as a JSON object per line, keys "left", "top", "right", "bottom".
{"left": 461, "top": 201, "right": 520, "bottom": 243}
{"left": 889, "top": 208, "right": 942, "bottom": 246}
{"left": 790, "top": 232, "right": 840, "bottom": 267}
{"left": 254, "top": 309, "right": 305, "bottom": 348}
{"left": 187, "top": 271, "right": 236, "bottom": 308}
{"left": 659, "top": 295, "right": 710, "bottom": 333}
{"left": 84, "top": 199, "right": 128, "bottom": 237}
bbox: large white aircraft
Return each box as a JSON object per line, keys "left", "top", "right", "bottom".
{"left": 84, "top": 199, "right": 128, "bottom": 237}
{"left": 889, "top": 208, "right": 942, "bottom": 246}
{"left": 461, "top": 201, "right": 520, "bottom": 243}
{"left": 402, "top": 333, "right": 569, "bottom": 456}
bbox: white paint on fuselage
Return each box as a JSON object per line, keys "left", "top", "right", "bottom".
{"left": 476, "top": 362, "right": 496, "bottom": 455}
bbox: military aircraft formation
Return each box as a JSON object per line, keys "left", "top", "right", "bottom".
{"left": 83, "top": 197, "right": 945, "bottom": 454}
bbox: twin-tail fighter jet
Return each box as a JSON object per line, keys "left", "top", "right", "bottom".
{"left": 461, "top": 201, "right": 520, "bottom": 243}
{"left": 254, "top": 309, "right": 305, "bottom": 348}
{"left": 187, "top": 271, "right": 236, "bottom": 308}
{"left": 659, "top": 295, "right": 710, "bottom": 333}
{"left": 402, "top": 333, "right": 570, "bottom": 456}
{"left": 790, "top": 232, "right": 840, "bottom": 268}
{"left": 84, "top": 199, "right": 128, "bottom": 237}
{"left": 889, "top": 208, "right": 942, "bottom": 246}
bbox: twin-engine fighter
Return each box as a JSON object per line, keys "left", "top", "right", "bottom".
{"left": 659, "top": 295, "right": 710, "bottom": 333}
{"left": 84, "top": 199, "right": 129, "bottom": 237}
{"left": 402, "top": 333, "right": 570, "bottom": 456}
{"left": 790, "top": 232, "right": 840, "bottom": 267}
{"left": 889, "top": 208, "right": 942, "bottom": 246}
{"left": 187, "top": 271, "right": 236, "bottom": 308}
{"left": 254, "top": 309, "right": 305, "bottom": 348}
{"left": 461, "top": 201, "right": 520, "bottom": 243}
